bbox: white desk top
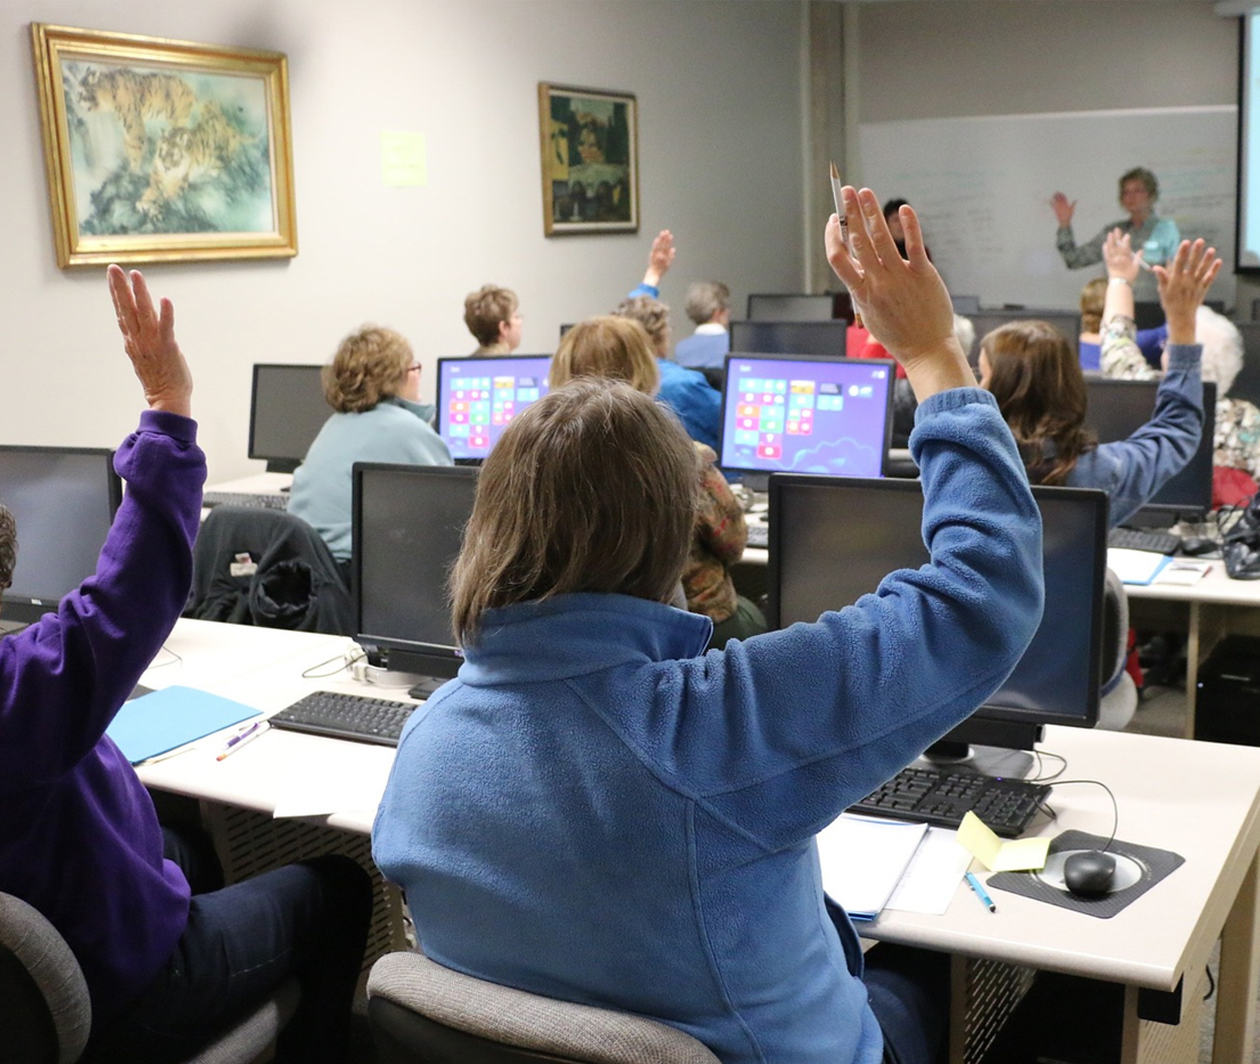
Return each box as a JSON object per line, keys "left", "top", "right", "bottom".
{"left": 1120, "top": 556, "right": 1260, "bottom": 607}
{"left": 204, "top": 472, "right": 294, "bottom": 495}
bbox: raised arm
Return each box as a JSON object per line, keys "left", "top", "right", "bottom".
{"left": 628, "top": 229, "right": 675, "bottom": 299}
{"left": 1156, "top": 238, "right": 1222, "bottom": 345}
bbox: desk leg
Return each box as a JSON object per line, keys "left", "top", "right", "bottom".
{"left": 1213, "top": 848, "right": 1260, "bottom": 1064}
{"left": 1184, "top": 602, "right": 1200, "bottom": 739}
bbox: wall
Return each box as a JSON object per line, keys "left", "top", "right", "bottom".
{"left": 2, "top": 0, "right": 807, "bottom": 478}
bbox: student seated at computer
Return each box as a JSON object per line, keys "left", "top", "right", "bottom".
{"left": 549, "top": 315, "right": 766, "bottom": 649}
{"left": 673, "top": 281, "right": 732, "bottom": 370}
{"left": 1076, "top": 276, "right": 1166, "bottom": 373}
{"left": 0, "top": 267, "right": 371, "bottom": 1063}
{"left": 464, "top": 284, "right": 524, "bottom": 355}
{"left": 978, "top": 229, "right": 1219, "bottom": 526}
{"left": 372, "top": 190, "right": 1045, "bottom": 1064}
{"left": 288, "top": 326, "right": 452, "bottom": 567}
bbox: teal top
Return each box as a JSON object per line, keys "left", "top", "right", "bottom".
{"left": 288, "top": 397, "right": 452, "bottom": 560}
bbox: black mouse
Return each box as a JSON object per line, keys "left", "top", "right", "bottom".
{"left": 1179, "top": 537, "right": 1216, "bottom": 557}
{"left": 1062, "top": 850, "right": 1116, "bottom": 897}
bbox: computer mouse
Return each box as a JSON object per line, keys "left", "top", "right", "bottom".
{"left": 1062, "top": 850, "right": 1116, "bottom": 898}
{"left": 1179, "top": 537, "right": 1216, "bottom": 557}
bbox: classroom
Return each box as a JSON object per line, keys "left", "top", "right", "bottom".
{"left": 2, "top": 2, "right": 1259, "bottom": 1063}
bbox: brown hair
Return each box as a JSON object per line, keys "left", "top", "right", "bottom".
{"left": 464, "top": 285, "right": 519, "bottom": 347}
{"left": 1119, "top": 167, "right": 1158, "bottom": 202}
{"left": 550, "top": 316, "right": 660, "bottom": 395}
{"left": 1079, "top": 277, "right": 1107, "bottom": 334}
{"left": 981, "top": 320, "right": 1097, "bottom": 485}
{"left": 321, "top": 326, "right": 412, "bottom": 413}
{"left": 449, "top": 379, "right": 698, "bottom": 643}
{"left": 0, "top": 505, "right": 15, "bottom": 594}
{"left": 613, "top": 295, "right": 671, "bottom": 356}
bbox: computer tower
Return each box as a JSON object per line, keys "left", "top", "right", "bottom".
{"left": 1195, "top": 635, "right": 1260, "bottom": 745}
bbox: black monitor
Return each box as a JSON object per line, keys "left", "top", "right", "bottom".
{"left": 436, "top": 355, "right": 552, "bottom": 463}
{"left": 719, "top": 355, "right": 894, "bottom": 479}
{"left": 0, "top": 446, "right": 122, "bottom": 625}
{"left": 352, "top": 463, "right": 478, "bottom": 699}
{"left": 746, "top": 293, "right": 837, "bottom": 321}
{"left": 1083, "top": 378, "right": 1217, "bottom": 522}
{"left": 967, "top": 311, "right": 1081, "bottom": 364}
{"left": 248, "top": 364, "right": 330, "bottom": 474}
{"left": 768, "top": 477, "right": 1106, "bottom": 770}
{"left": 730, "top": 320, "right": 848, "bottom": 358}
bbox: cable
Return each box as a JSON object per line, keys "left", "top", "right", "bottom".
{"left": 1025, "top": 750, "right": 1068, "bottom": 783}
{"left": 301, "top": 648, "right": 365, "bottom": 679}
{"left": 147, "top": 644, "right": 183, "bottom": 669}
{"left": 1038, "top": 778, "right": 1119, "bottom": 852}
{"left": 1203, "top": 963, "right": 1215, "bottom": 1001}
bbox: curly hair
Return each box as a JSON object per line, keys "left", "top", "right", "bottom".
{"left": 981, "top": 320, "right": 1097, "bottom": 485}
{"left": 321, "top": 326, "right": 412, "bottom": 413}
{"left": 612, "top": 295, "right": 670, "bottom": 356}
{"left": 0, "top": 505, "right": 16, "bottom": 593}
{"left": 550, "top": 316, "right": 660, "bottom": 396}
{"left": 464, "top": 285, "right": 519, "bottom": 347}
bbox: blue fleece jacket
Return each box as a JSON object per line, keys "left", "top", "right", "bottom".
{"left": 373, "top": 388, "right": 1042, "bottom": 1063}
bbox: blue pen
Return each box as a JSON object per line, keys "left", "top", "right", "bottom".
{"left": 965, "top": 872, "right": 997, "bottom": 913}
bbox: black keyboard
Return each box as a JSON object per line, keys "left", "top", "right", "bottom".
{"left": 849, "top": 766, "right": 1050, "bottom": 838}
{"left": 1107, "top": 526, "right": 1180, "bottom": 555}
{"left": 268, "top": 691, "right": 417, "bottom": 746}
{"left": 203, "top": 491, "right": 289, "bottom": 511}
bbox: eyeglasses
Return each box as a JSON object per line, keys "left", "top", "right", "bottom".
{"left": 407, "top": 363, "right": 422, "bottom": 374}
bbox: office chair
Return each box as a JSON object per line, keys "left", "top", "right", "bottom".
{"left": 367, "top": 950, "right": 721, "bottom": 1064}
{"left": 1096, "top": 568, "right": 1138, "bottom": 731}
{"left": 0, "top": 891, "right": 299, "bottom": 1064}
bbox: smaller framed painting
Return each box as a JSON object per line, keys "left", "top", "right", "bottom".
{"left": 31, "top": 23, "right": 298, "bottom": 268}
{"left": 538, "top": 82, "right": 638, "bottom": 236}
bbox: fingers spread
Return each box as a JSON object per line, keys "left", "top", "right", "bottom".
{"left": 900, "top": 205, "right": 930, "bottom": 268}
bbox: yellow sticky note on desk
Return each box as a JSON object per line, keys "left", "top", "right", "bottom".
{"left": 957, "top": 811, "right": 1050, "bottom": 872}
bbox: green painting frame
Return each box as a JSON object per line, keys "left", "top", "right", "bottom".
{"left": 31, "top": 23, "right": 297, "bottom": 268}
{"left": 538, "top": 82, "right": 638, "bottom": 236}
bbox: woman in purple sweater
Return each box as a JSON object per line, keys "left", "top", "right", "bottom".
{"left": 0, "top": 267, "right": 370, "bottom": 1063}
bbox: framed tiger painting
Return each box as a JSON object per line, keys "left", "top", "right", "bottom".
{"left": 31, "top": 24, "right": 297, "bottom": 267}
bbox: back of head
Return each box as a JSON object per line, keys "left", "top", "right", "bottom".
{"left": 1079, "top": 278, "right": 1107, "bottom": 334}
{"left": 0, "top": 504, "right": 15, "bottom": 601}
{"left": 449, "top": 379, "right": 698, "bottom": 644}
{"left": 684, "top": 281, "right": 730, "bottom": 326}
{"left": 464, "top": 284, "right": 519, "bottom": 347}
{"left": 1196, "top": 304, "right": 1244, "bottom": 396}
{"left": 551, "top": 316, "right": 660, "bottom": 395}
{"left": 613, "top": 295, "right": 671, "bottom": 356}
{"left": 322, "top": 326, "right": 411, "bottom": 413}
{"left": 983, "top": 320, "right": 1094, "bottom": 484}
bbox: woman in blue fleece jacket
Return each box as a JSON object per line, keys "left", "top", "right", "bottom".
{"left": 979, "top": 231, "right": 1221, "bottom": 527}
{"left": 373, "top": 190, "right": 1045, "bottom": 1064}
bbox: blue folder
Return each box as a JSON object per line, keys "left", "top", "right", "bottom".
{"left": 106, "top": 685, "right": 261, "bottom": 764}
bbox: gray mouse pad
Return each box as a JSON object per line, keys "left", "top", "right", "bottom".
{"left": 987, "top": 830, "right": 1184, "bottom": 919}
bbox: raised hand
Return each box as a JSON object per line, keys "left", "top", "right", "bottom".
{"left": 107, "top": 264, "right": 192, "bottom": 418}
{"left": 825, "top": 186, "right": 972, "bottom": 401}
{"left": 643, "top": 229, "right": 675, "bottom": 287}
{"left": 1102, "top": 229, "right": 1144, "bottom": 283}
{"left": 1050, "top": 191, "right": 1075, "bottom": 227}
{"left": 1154, "top": 239, "right": 1222, "bottom": 346}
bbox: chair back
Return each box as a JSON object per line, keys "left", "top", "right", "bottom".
{"left": 1096, "top": 568, "right": 1138, "bottom": 730}
{"left": 367, "top": 950, "right": 720, "bottom": 1064}
{"left": 0, "top": 892, "right": 91, "bottom": 1064}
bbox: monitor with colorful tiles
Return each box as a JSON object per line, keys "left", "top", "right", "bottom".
{"left": 436, "top": 355, "right": 552, "bottom": 462}
{"left": 718, "top": 354, "right": 895, "bottom": 478}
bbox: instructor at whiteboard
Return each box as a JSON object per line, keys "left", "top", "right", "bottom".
{"left": 1051, "top": 167, "right": 1180, "bottom": 296}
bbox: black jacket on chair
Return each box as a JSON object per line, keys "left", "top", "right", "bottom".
{"left": 185, "top": 506, "right": 354, "bottom": 635}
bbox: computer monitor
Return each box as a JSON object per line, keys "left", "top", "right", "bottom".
{"left": 730, "top": 320, "right": 848, "bottom": 358}
{"left": 768, "top": 477, "right": 1106, "bottom": 768}
{"left": 0, "top": 446, "right": 122, "bottom": 625}
{"left": 746, "top": 294, "right": 837, "bottom": 321}
{"left": 966, "top": 311, "right": 1081, "bottom": 364}
{"left": 1083, "top": 379, "right": 1217, "bottom": 522}
{"left": 718, "top": 355, "right": 894, "bottom": 479}
{"left": 436, "top": 355, "right": 552, "bottom": 463}
{"left": 248, "top": 364, "right": 330, "bottom": 474}
{"left": 352, "top": 463, "right": 479, "bottom": 698}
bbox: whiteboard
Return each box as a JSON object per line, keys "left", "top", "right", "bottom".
{"left": 859, "top": 106, "right": 1237, "bottom": 310}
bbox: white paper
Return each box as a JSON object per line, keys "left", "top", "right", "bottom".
{"left": 886, "top": 827, "right": 973, "bottom": 915}
{"left": 1151, "top": 560, "right": 1211, "bottom": 586}
{"left": 817, "top": 814, "right": 928, "bottom": 918}
{"left": 1107, "top": 547, "right": 1171, "bottom": 585}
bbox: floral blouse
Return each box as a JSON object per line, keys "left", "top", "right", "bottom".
{"left": 682, "top": 443, "right": 746, "bottom": 622}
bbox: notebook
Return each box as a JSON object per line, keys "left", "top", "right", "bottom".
{"left": 816, "top": 813, "right": 929, "bottom": 920}
{"left": 106, "top": 685, "right": 261, "bottom": 764}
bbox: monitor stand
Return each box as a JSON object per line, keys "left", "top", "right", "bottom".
{"left": 921, "top": 739, "right": 1035, "bottom": 781}
{"left": 407, "top": 675, "right": 449, "bottom": 700}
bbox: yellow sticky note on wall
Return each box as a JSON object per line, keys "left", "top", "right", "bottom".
{"left": 957, "top": 811, "right": 1050, "bottom": 872}
{"left": 381, "top": 131, "right": 427, "bottom": 187}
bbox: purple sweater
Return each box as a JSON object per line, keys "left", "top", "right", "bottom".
{"left": 0, "top": 410, "right": 205, "bottom": 1021}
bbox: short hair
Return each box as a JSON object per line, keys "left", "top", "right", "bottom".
{"left": 882, "top": 197, "right": 910, "bottom": 221}
{"left": 0, "top": 505, "right": 15, "bottom": 593}
{"left": 981, "top": 320, "right": 1096, "bottom": 485}
{"left": 1079, "top": 277, "right": 1108, "bottom": 334}
{"left": 1119, "top": 167, "right": 1158, "bottom": 202}
{"left": 321, "top": 326, "right": 412, "bottom": 413}
{"left": 464, "top": 285, "right": 519, "bottom": 347}
{"left": 550, "top": 316, "right": 660, "bottom": 395}
{"left": 684, "top": 282, "right": 730, "bottom": 326}
{"left": 612, "top": 295, "right": 670, "bottom": 356}
{"left": 449, "top": 379, "right": 698, "bottom": 643}
{"left": 1196, "top": 304, "right": 1245, "bottom": 396}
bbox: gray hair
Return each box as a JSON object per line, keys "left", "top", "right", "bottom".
{"left": 1196, "top": 305, "right": 1244, "bottom": 396}
{"left": 684, "top": 282, "right": 730, "bottom": 325}
{"left": 0, "top": 505, "right": 16, "bottom": 592}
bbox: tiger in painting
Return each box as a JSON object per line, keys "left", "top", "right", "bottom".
{"left": 76, "top": 67, "right": 197, "bottom": 173}
{"left": 136, "top": 101, "right": 252, "bottom": 219}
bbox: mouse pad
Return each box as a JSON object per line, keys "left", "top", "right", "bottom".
{"left": 987, "top": 830, "right": 1184, "bottom": 919}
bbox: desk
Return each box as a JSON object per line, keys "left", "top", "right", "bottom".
{"left": 136, "top": 622, "right": 1260, "bottom": 1064}
{"left": 204, "top": 471, "right": 294, "bottom": 495}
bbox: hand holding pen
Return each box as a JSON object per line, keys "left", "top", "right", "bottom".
{"left": 216, "top": 720, "right": 269, "bottom": 761}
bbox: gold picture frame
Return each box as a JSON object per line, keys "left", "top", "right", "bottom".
{"left": 31, "top": 23, "right": 298, "bottom": 268}
{"left": 538, "top": 82, "right": 638, "bottom": 236}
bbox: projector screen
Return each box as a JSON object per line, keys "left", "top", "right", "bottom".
{"left": 1240, "top": 10, "right": 1260, "bottom": 273}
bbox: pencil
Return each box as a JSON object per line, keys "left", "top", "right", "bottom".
{"left": 829, "top": 161, "right": 848, "bottom": 249}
